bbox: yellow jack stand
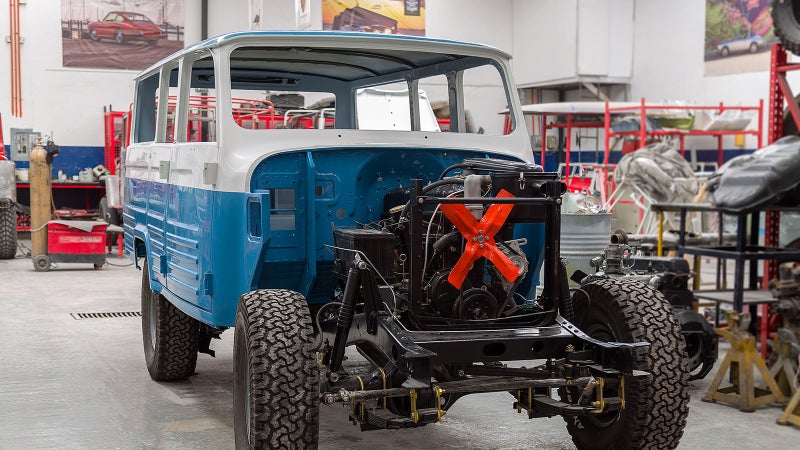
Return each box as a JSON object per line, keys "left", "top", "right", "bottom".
{"left": 778, "top": 387, "right": 800, "bottom": 427}
{"left": 770, "top": 333, "right": 798, "bottom": 398}
{"left": 702, "top": 312, "right": 786, "bottom": 412}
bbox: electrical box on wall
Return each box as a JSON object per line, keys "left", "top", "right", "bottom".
{"left": 9, "top": 128, "right": 40, "bottom": 161}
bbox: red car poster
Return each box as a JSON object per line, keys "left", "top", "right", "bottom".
{"left": 61, "top": 0, "right": 185, "bottom": 71}
{"left": 322, "top": 0, "right": 425, "bottom": 36}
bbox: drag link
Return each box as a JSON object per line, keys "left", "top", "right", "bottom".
{"left": 322, "top": 376, "right": 593, "bottom": 406}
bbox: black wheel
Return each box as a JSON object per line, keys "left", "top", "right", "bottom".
{"left": 720, "top": 46, "right": 730, "bottom": 57}
{"left": 565, "top": 279, "right": 690, "bottom": 450}
{"left": 234, "top": 289, "right": 319, "bottom": 449}
{"left": 0, "top": 198, "right": 17, "bottom": 259}
{"left": 33, "top": 254, "right": 51, "bottom": 272}
{"left": 114, "top": 29, "right": 125, "bottom": 44}
{"left": 89, "top": 27, "right": 99, "bottom": 41}
{"left": 773, "top": 0, "right": 800, "bottom": 56}
{"left": 749, "top": 42, "right": 759, "bottom": 53}
{"left": 141, "top": 260, "right": 200, "bottom": 381}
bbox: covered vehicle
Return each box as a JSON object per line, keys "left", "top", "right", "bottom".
{"left": 88, "top": 11, "right": 163, "bottom": 45}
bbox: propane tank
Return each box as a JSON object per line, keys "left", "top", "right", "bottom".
{"left": 29, "top": 139, "right": 51, "bottom": 260}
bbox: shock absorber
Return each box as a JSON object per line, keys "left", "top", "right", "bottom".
{"left": 328, "top": 265, "right": 361, "bottom": 377}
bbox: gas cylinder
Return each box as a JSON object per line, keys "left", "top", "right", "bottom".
{"left": 29, "top": 139, "right": 51, "bottom": 260}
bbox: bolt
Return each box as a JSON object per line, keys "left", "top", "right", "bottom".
{"left": 565, "top": 344, "right": 575, "bottom": 353}
{"left": 357, "top": 261, "right": 368, "bottom": 269}
{"left": 328, "top": 371, "right": 340, "bottom": 383}
{"left": 457, "top": 369, "right": 466, "bottom": 377}
{"left": 418, "top": 198, "right": 424, "bottom": 204}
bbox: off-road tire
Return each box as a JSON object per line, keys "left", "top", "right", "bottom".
{"left": 141, "top": 260, "right": 200, "bottom": 381}
{"left": 565, "top": 278, "right": 690, "bottom": 450}
{"left": 773, "top": 0, "right": 800, "bottom": 56}
{"left": 233, "top": 289, "right": 319, "bottom": 449}
{"left": 0, "top": 198, "right": 17, "bottom": 259}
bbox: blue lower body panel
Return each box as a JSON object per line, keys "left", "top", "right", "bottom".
{"left": 124, "top": 148, "right": 545, "bottom": 328}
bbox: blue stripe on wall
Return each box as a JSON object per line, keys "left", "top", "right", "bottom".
{"left": 4, "top": 145, "right": 105, "bottom": 178}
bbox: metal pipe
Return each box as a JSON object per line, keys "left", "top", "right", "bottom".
{"left": 463, "top": 174, "right": 491, "bottom": 219}
{"left": 200, "top": 0, "right": 208, "bottom": 40}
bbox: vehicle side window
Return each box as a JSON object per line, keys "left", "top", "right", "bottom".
{"left": 133, "top": 73, "right": 159, "bottom": 143}
{"left": 116, "top": 15, "right": 125, "bottom": 22}
{"left": 461, "top": 64, "right": 512, "bottom": 135}
{"left": 187, "top": 55, "right": 217, "bottom": 143}
{"left": 105, "top": 13, "right": 116, "bottom": 21}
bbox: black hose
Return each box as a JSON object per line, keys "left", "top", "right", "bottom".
{"left": 328, "top": 268, "right": 360, "bottom": 373}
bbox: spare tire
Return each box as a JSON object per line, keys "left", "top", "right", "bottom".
{"left": 773, "top": 0, "right": 800, "bottom": 56}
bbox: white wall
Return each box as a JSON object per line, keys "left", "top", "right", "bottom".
{"left": 0, "top": 3, "right": 136, "bottom": 147}
{"left": 3, "top": 1, "right": 781, "bottom": 149}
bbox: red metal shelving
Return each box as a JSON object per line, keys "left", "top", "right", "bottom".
{"left": 536, "top": 99, "right": 763, "bottom": 203}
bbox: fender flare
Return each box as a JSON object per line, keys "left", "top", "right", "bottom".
{"left": 132, "top": 223, "right": 163, "bottom": 293}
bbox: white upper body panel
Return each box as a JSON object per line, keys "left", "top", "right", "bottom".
{"left": 129, "top": 31, "right": 533, "bottom": 193}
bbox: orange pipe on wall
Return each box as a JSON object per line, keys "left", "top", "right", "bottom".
{"left": 9, "top": 0, "right": 21, "bottom": 117}
{"left": 9, "top": 0, "right": 15, "bottom": 116}
{"left": 16, "top": 0, "right": 22, "bottom": 117}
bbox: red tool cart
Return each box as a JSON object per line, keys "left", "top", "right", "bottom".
{"left": 32, "top": 220, "right": 108, "bottom": 271}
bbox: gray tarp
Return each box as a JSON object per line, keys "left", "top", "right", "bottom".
{"left": 614, "top": 142, "right": 698, "bottom": 203}
{"left": 707, "top": 136, "right": 800, "bottom": 212}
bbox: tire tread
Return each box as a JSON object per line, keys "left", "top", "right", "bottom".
{"left": 0, "top": 198, "right": 17, "bottom": 260}
{"left": 569, "top": 278, "right": 689, "bottom": 450}
{"left": 235, "top": 289, "right": 319, "bottom": 449}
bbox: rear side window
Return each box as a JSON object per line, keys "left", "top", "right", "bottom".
{"left": 133, "top": 73, "right": 158, "bottom": 143}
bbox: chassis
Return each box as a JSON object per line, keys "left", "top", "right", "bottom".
{"left": 305, "top": 176, "right": 690, "bottom": 450}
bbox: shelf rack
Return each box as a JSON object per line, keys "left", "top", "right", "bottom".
{"left": 533, "top": 99, "right": 763, "bottom": 204}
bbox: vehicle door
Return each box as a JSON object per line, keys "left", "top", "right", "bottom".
{"left": 96, "top": 13, "right": 115, "bottom": 37}
{"left": 163, "top": 53, "right": 217, "bottom": 311}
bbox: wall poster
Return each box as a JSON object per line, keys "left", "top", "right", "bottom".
{"left": 322, "top": 0, "right": 425, "bottom": 36}
{"left": 61, "top": 0, "right": 185, "bottom": 71}
{"left": 704, "top": 0, "right": 777, "bottom": 76}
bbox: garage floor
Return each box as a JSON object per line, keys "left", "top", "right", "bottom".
{"left": 1, "top": 240, "right": 797, "bottom": 449}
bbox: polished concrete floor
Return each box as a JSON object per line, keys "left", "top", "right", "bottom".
{"left": 1, "top": 240, "right": 797, "bottom": 449}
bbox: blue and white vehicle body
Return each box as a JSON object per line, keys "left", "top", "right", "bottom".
{"left": 125, "top": 32, "right": 690, "bottom": 449}
{"left": 123, "top": 31, "right": 535, "bottom": 328}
